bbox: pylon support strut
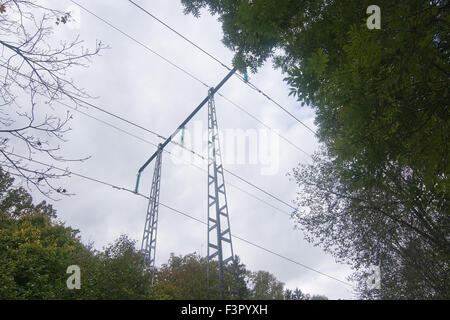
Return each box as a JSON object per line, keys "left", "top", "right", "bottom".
{"left": 141, "top": 144, "right": 163, "bottom": 282}
{"left": 207, "top": 89, "right": 235, "bottom": 299}
{"left": 135, "top": 68, "right": 236, "bottom": 193}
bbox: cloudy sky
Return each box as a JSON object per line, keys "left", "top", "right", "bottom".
{"left": 20, "top": 0, "right": 355, "bottom": 299}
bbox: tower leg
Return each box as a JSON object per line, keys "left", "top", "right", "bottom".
{"left": 141, "top": 144, "right": 163, "bottom": 284}
{"left": 206, "top": 88, "right": 235, "bottom": 299}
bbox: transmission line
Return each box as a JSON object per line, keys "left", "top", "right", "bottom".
{"left": 70, "top": 0, "right": 209, "bottom": 88}
{"left": 127, "top": 0, "right": 230, "bottom": 71}
{"left": 4, "top": 1, "right": 351, "bottom": 291}
{"left": 70, "top": 0, "right": 312, "bottom": 156}
{"left": 216, "top": 93, "right": 312, "bottom": 158}
{"left": 6, "top": 67, "right": 299, "bottom": 212}
{"left": 70, "top": 98, "right": 296, "bottom": 211}
{"left": 125, "top": 0, "right": 317, "bottom": 135}
{"left": 2, "top": 151, "right": 353, "bottom": 288}
{"left": 61, "top": 100, "right": 292, "bottom": 217}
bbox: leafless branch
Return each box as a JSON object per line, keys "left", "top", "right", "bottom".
{"left": 0, "top": 0, "right": 107, "bottom": 196}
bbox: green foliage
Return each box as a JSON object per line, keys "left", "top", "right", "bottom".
{"left": 182, "top": 0, "right": 449, "bottom": 188}
{"left": 284, "top": 287, "right": 328, "bottom": 300}
{"left": 152, "top": 253, "right": 252, "bottom": 300}
{"left": 248, "top": 270, "right": 284, "bottom": 300}
{"left": 0, "top": 199, "right": 83, "bottom": 299}
{"left": 153, "top": 253, "right": 210, "bottom": 299}
{"left": 291, "top": 149, "right": 450, "bottom": 299}
{"left": 62, "top": 235, "right": 153, "bottom": 300}
{"left": 0, "top": 170, "right": 56, "bottom": 219}
{"left": 181, "top": 0, "right": 449, "bottom": 299}
{"left": 0, "top": 169, "right": 152, "bottom": 300}
{"left": 230, "top": 255, "right": 251, "bottom": 299}
{"left": 0, "top": 169, "right": 324, "bottom": 300}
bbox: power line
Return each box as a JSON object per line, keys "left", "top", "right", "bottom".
{"left": 159, "top": 201, "right": 352, "bottom": 288}
{"left": 243, "top": 81, "right": 317, "bottom": 135}
{"left": 62, "top": 101, "right": 162, "bottom": 147}
{"left": 0, "top": 62, "right": 167, "bottom": 141}
{"left": 136, "top": 67, "right": 237, "bottom": 177}
{"left": 225, "top": 170, "right": 296, "bottom": 210}
{"left": 6, "top": 66, "right": 300, "bottom": 212}
{"left": 70, "top": 0, "right": 210, "bottom": 88}
{"left": 125, "top": 0, "right": 317, "bottom": 135}
{"left": 65, "top": 1, "right": 305, "bottom": 209}
{"left": 70, "top": 0, "right": 312, "bottom": 156}
{"left": 216, "top": 93, "right": 312, "bottom": 158}
{"left": 61, "top": 100, "right": 292, "bottom": 217}
{"left": 2, "top": 151, "right": 353, "bottom": 288}
{"left": 73, "top": 97, "right": 166, "bottom": 141}
{"left": 70, "top": 98, "right": 296, "bottom": 210}
{"left": 127, "top": 0, "right": 230, "bottom": 71}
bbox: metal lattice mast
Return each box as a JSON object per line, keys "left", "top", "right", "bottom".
{"left": 135, "top": 69, "right": 236, "bottom": 293}
{"left": 141, "top": 144, "right": 163, "bottom": 277}
{"left": 207, "top": 88, "right": 235, "bottom": 299}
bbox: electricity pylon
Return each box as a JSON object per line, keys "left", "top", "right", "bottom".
{"left": 135, "top": 68, "right": 236, "bottom": 292}
{"left": 140, "top": 143, "right": 163, "bottom": 282}
{"left": 206, "top": 88, "right": 235, "bottom": 299}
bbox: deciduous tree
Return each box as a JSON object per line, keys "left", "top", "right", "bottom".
{"left": 0, "top": 0, "right": 106, "bottom": 197}
{"left": 181, "top": 0, "right": 450, "bottom": 299}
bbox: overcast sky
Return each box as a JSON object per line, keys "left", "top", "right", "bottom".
{"left": 24, "top": 0, "right": 356, "bottom": 299}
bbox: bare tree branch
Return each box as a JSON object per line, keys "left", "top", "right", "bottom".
{"left": 0, "top": 0, "right": 107, "bottom": 197}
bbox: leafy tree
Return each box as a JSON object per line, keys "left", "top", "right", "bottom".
{"left": 291, "top": 149, "right": 449, "bottom": 299}
{"left": 230, "top": 255, "right": 252, "bottom": 299}
{"left": 152, "top": 252, "right": 254, "bottom": 299}
{"left": 0, "top": 169, "right": 56, "bottom": 218}
{"left": 249, "top": 270, "right": 284, "bottom": 300}
{"left": 0, "top": 0, "right": 105, "bottom": 197}
{"left": 181, "top": 0, "right": 448, "bottom": 191}
{"left": 152, "top": 253, "right": 209, "bottom": 299}
{"left": 181, "top": 0, "right": 449, "bottom": 299}
{"left": 0, "top": 170, "right": 326, "bottom": 300}
{"left": 152, "top": 252, "right": 299, "bottom": 300}
{"left": 85, "top": 235, "right": 153, "bottom": 300}
{"left": 285, "top": 287, "right": 328, "bottom": 300}
{"left": 285, "top": 288, "right": 308, "bottom": 300}
{"left": 0, "top": 170, "right": 84, "bottom": 299}
{"left": 0, "top": 170, "right": 153, "bottom": 299}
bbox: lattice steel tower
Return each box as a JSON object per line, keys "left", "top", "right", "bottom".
{"left": 140, "top": 144, "right": 163, "bottom": 277}
{"left": 206, "top": 88, "right": 235, "bottom": 298}
{"left": 135, "top": 69, "right": 236, "bottom": 294}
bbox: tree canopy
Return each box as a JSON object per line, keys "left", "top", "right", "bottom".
{"left": 0, "top": 170, "right": 323, "bottom": 299}
{"left": 181, "top": 0, "right": 448, "bottom": 190}
{"left": 181, "top": 0, "right": 449, "bottom": 298}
